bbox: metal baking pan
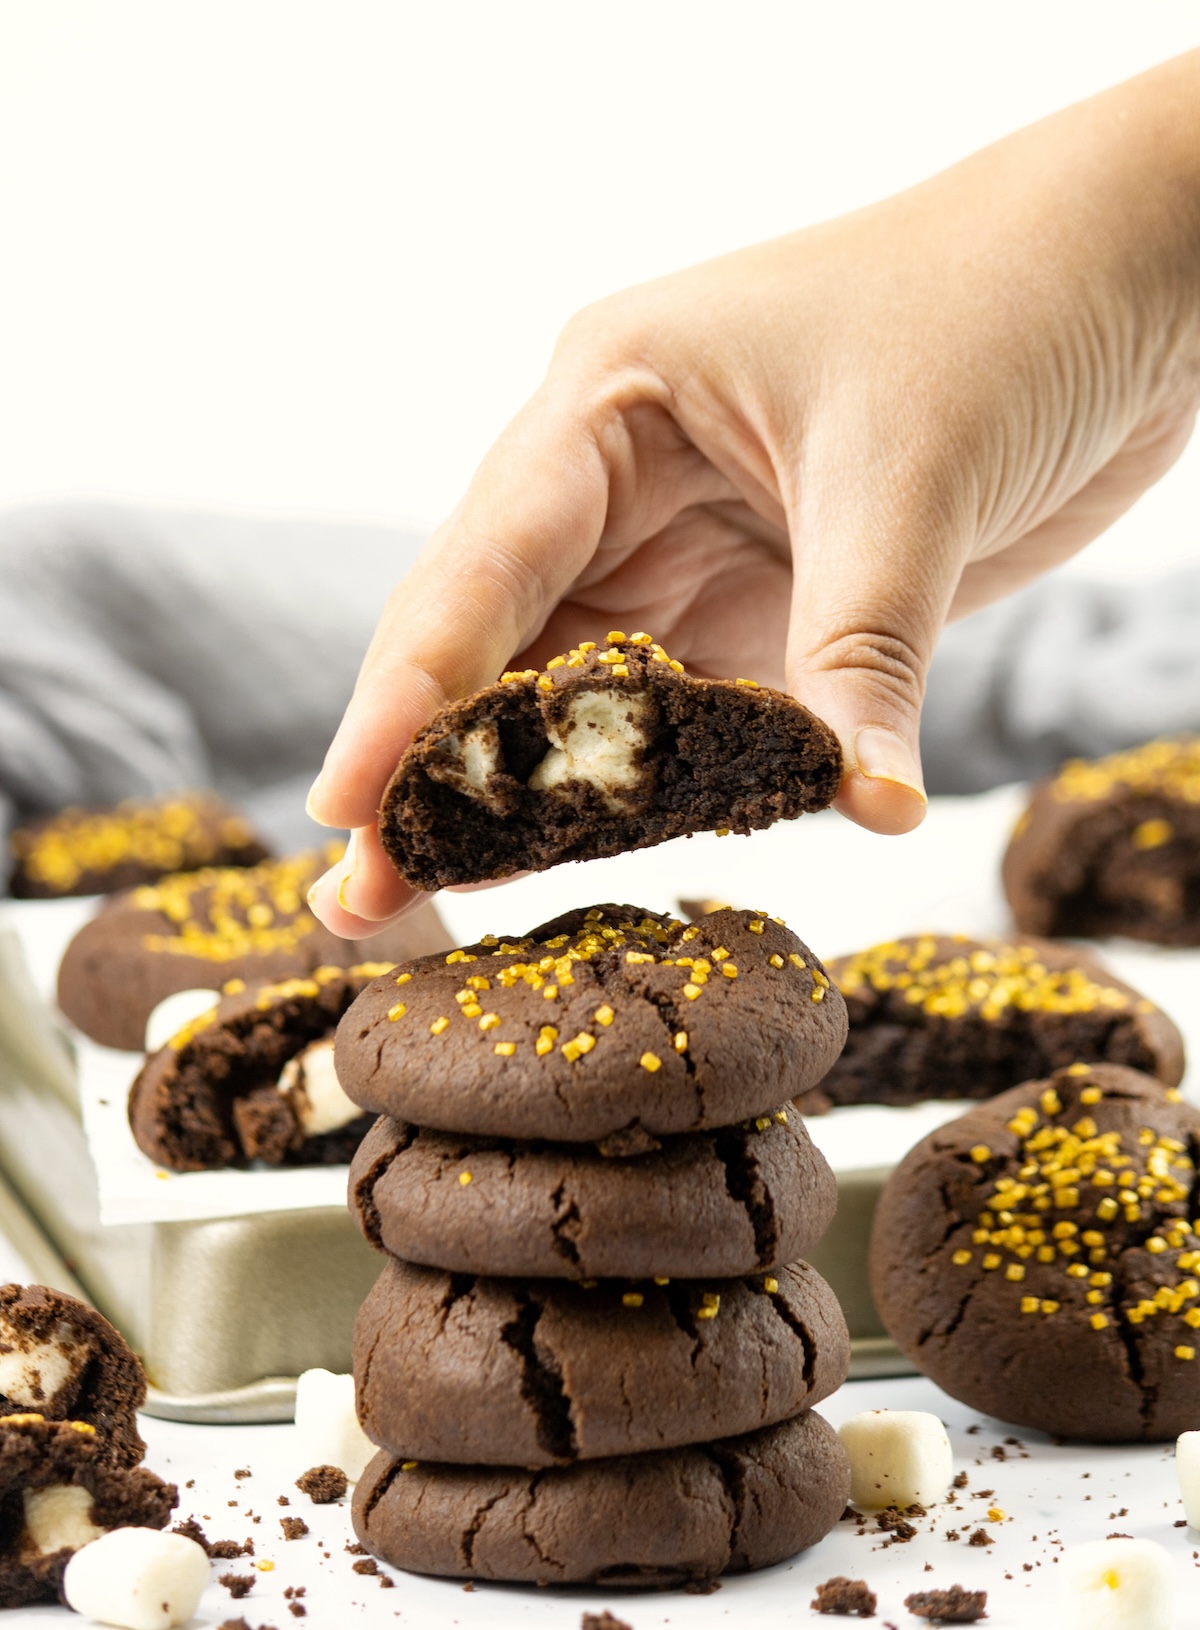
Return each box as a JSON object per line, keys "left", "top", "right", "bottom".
{"left": 0, "top": 922, "right": 910, "bottom": 1422}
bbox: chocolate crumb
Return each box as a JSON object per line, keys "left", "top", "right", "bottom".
{"left": 378, "top": 1576, "right": 394, "bottom": 1589}
{"left": 288, "top": 1607, "right": 307, "bottom": 1619}
{"left": 345, "top": 1541, "right": 367, "bottom": 1554}
{"left": 234, "top": 1467, "right": 252, "bottom": 1479}
{"left": 581, "top": 1615, "right": 634, "bottom": 1630}
{"left": 217, "top": 1621, "right": 252, "bottom": 1630}
{"left": 280, "top": 1517, "right": 309, "bottom": 1540}
{"left": 295, "top": 1465, "right": 347, "bottom": 1503}
{"left": 945, "top": 1530, "right": 960, "bottom": 1542}
{"left": 186, "top": 1479, "right": 195, "bottom": 1489}
{"left": 904, "top": 1585, "right": 988, "bottom": 1622}
{"left": 173, "top": 1518, "right": 209, "bottom": 1550}
{"left": 1107, "top": 1532, "right": 1133, "bottom": 1539}
{"left": 352, "top": 1558, "right": 379, "bottom": 1575}
{"left": 683, "top": 1578, "right": 721, "bottom": 1594}
{"left": 811, "top": 1575, "right": 877, "bottom": 1615}
{"left": 953, "top": 1473, "right": 968, "bottom": 1488}
{"left": 967, "top": 1528, "right": 993, "bottom": 1548}
{"left": 277, "top": 1495, "right": 289, "bottom": 1506}
{"left": 218, "top": 1572, "right": 255, "bottom": 1599}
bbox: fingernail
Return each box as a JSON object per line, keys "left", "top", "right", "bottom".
{"left": 305, "top": 771, "right": 328, "bottom": 824}
{"left": 853, "top": 728, "right": 927, "bottom": 803}
{"left": 335, "top": 832, "right": 359, "bottom": 913}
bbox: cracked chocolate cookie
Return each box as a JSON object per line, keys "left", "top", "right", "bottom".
{"left": 870, "top": 1062, "right": 1200, "bottom": 1440}
{"left": 129, "top": 965, "right": 391, "bottom": 1171}
{"left": 1003, "top": 737, "right": 1200, "bottom": 944}
{"left": 349, "top": 1108, "right": 836, "bottom": 1279}
{"left": 378, "top": 632, "right": 842, "bottom": 891}
{"left": 0, "top": 1286, "right": 146, "bottom": 1468}
{"left": 352, "top": 1407, "right": 849, "bottom": 1585}
{"left": 57, "top": 847, "right": 451, "bottom": 1052}
{"left": 335, "top": 904, "right": 847, "bottom": 1142}
{"left": 8, "top": 790, "right": 270, "bottom": 899}
{"left": 799, "top": 933, "right": 1184, "bottom": 1113}
{"left": 354, "top": 1255, "right": 848, "bottom": 1466}
{"left": 0, "top": 1412, "right": 176, "bottom": 1608}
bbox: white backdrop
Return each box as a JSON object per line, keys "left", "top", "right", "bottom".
{"left": 0, "top": 0, "right": 1198, "bottom": 581}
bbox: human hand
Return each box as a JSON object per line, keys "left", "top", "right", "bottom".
{"left": 308, "top": 51, "right": 1200, "bottom": 934}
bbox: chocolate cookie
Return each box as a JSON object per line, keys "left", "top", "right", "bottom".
{"left": 0, "top": 1286, "right": 146, "bottom": 1468}
{"left": 352, "top": 1408, "right": 849, "bottom": 1585}
{"left": 870, "top": 1062, "right": 1200, "bottom": 1440}
{"left": 349, "top": 1108, "right": 836, "bottom": 1279}
{"left": 335, "top": 904, "right": 847, "bottom": 1142}
{"left": 57, "top": 847, "right": 451, "bottom": 1051}
{"left": 0, "top": 1412, "right": 176, "bottom": 1608}
{"left": 129, "top": 965, "right": 390, "bottom": 1171}
{"left": 1003, "top": 736, "right": 1200, "bottom": 943}
{"left": 8, "top": 791, "right": 270, "bottom": 899}
{"left": 354, "top": 1255, "right": 848, "bottom": 1466}
{"left": 799, "top": 933, "right": 1184, "bottom": 1113}
{"left": 378, "top": 633, "right": 842, "bottom": 891}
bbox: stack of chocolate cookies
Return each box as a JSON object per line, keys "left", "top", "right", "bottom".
{"left": 336, "top": 902, "right": 854, "bottom": 1587}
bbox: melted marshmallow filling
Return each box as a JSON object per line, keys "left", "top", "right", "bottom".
{"left": 528, "top": 690, "right": 649, "bottom": 809}
{"left": 0, "top": 1318, "right": 88, "bottom": 1411}
{"left": 22, "top": 1485, "right": 104, "bottom": 1556}
{"left": 278, "top": 1039, "right": 361, "bottom": 1137}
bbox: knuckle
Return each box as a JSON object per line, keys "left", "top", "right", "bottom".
{"left": 810, "top": 628, "right": 927, "bottom": 713}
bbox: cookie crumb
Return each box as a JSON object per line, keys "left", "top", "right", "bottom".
{"left": 234, "top": 1467, "right": 252, "bottom": 1479}
{"left": 280, "top": 1516, "right": 309, "bottom": 1540}
{"left": 811, "top": 1576, "right": 877, "bottom": 1615}
{"left": 683, "top": 1578, "right": 721, "bottom": 1594}
{"left": 581, "top": 1615, "right": 634, "bottom": 1630}
{"left": 218, "top": 1572, "right": 256, "bottom": 1598}
{"left": 295, "top": 1464, "right": 347, "bottom": 1503}
{"left": 967, "top": 1527, "right": 993, "bottom": 1547}
{"left": 904, "top": 1585, "right": 988, "bottom": 1621}
{"left": 277, "top": 1495, "right": 289, "bottom": 1506}
{"left": 211, "top": 1537, "right": 254, "bottom": 1559}
{"left": 352, "top": 1558, "right": 379, "bottom": 1575}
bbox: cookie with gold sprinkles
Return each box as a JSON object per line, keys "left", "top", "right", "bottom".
{"left": 870, "top": 1062, "right": 1200, "bottom": 1440}
{"left": 56, "top": 847, "right": 451, "bottom": 1052}
{"left": 1003, "top": 736, "right": 1200, "bottom": 943}
{"left": 799, "top": 933, "right": 1183, "bottom": 1113}
{"left": 349, "top": 1105, "right": 837, "bottom": 1279}
{"left": 0, "top": 1412, "right": 176, "bottom": 1608}
{"left": 353, "top": 1407, "right": 849, "bottom": 1586}
{"left": 129, "top": 963, "right": 395, "bottom": 1171}
{"left": 8, "top": 790, "right": 270, "bottom": 898}
{"left": 378, "top": 632, "right": 841, "bottom": 891}
{"left": 354, "top": 1255, "right": 848, "bottom": 1466}
{"left": 334, "top": 903, "right": 847, "bottom": 1142}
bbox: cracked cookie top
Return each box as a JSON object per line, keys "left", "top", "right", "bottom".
{"left": 871, "top": 1062, "right": 1200, "bottom": 1442}
{"left": 801, "top": 933, "right": 1184, "bottom": 1113}
{"left": 378, "top": 632, "right": 842, "bottom": 891}
{"left": 1003, "top": 736, "right": 1200, "bottom": 944}
{"left": 334, "top": 903, "right": 848, "bottom": 1142}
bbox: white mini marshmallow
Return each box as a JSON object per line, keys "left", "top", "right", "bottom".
{"left": 63, "top": 1527, "right": 210, "bottom": 1630}
{"left": 1058, "top": 1537, "right": 1173, "bottom": 1630}
{"left": 837, "top": 1409, "right": 954, "bottom": 1509}
{"left": 1177, "top": 1429, "right": 1200, "bottom": 1527}
{"left": 278, "top": 1039, "right": 361, "bottom": 1137}
{"left": 143, "top": 989, "right": 220, "bottom": 1055}
{"left": 294, "top": 1367, "right": 375, "bottom": 1481}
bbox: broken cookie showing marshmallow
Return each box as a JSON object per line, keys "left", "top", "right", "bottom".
{"left": 836, "top": 1410, "right": 954, "bottom": 1510}
{"left": 129, "top": 966, "right": 389, "bottom": 1171}
{"left": 0, "top": 1285, "right": 147, "bottom": 1468}
{"left": 64, "top": 1525, "right": 208, "bottom": 1629}
{"left": 378, "top": 633, "right": 842, "bottom": 891}
{"left": 0, "top": 1413, "right": 177, "bottom": 1608}
{"left": 1058, "top": 1537, "right": 1173, "bottom": 1630}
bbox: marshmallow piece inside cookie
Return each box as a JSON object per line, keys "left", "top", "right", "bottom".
{"left": 64, "top": 1527, "right": 209, "bottom": 1630}
{"left": 22, "top": 1483, "right": 104, "bottom": 1556}
{"left": 0, "top": 1314, "right": 91, "bottom": 1414}
{"left": 1177, "top": 1430, "right": 1200, "bottom": 1527}
{"left": 294, "top": 1368, "right": 375, "bottom": 1480}
{"left": 528, "top": 689, "right": 649, "bottom": 809}
{"left": 278, "top": 1039, "right": 361, "bottom": 1138}
{"left": 1058, "top": 1537, "right": 1173, "bottom": 1630}
{"left": 144, "top": 989, "right": 220, "bottom": 1055}
{"left": 838, "top": 1410, "right": 953, "bottom": 1509}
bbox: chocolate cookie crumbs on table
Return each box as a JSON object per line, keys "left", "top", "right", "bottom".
{"left": 279, "top": 1516, "right": 308, "bottom": 1539}
{"left": 581, "top": 1614, "right": 634, "bottom": 1630}
{"left": 378, "top": 632, "right": 842, "bottom": 891}
{"left": 295, "top": 1464, "right": 347, "bottom": 1503}
{"left": 905, "top": 1584, "right": 988, "bottom": 1621}
{"left": 872, "top": 1062, "right": 1200, "bottom": 1440}
{"left": 1003, "top": 735, "right": 1200, "bottom": 944}
{"left": 219, "top": 1572, "right": 255, "bottom": 1597}
{"left": 802, "top": 933, "right": 1183, "bottom": 1113}
{"left": 812, "top": 1575, "right": 878, "bottom": 1614}
{"left": 966, "top": 1529, "right": 992, "bottom": 1547}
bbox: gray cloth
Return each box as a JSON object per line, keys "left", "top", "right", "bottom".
{"left": 922, "top": 571, "right": 1200, "bottom": 792}
{"left": 0, "top": 502, "right": 423, "bottom": 860}
{"left": 0, "top": 502, "right": 1196, "bottom": 872}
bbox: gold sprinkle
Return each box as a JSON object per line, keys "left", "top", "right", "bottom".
{"left": 674, "top": 1031, "right": 688, "bottom": 1052}
{"left": 479, "top": 1012, "right": 500, "bottom": 1031}
{"left": 654, "top": 1276, "right": 670, "bottom": 1285}
{"left": 722, "top": 964, "right": 739, "bottom": 979}
{"left": 1090, "top": 1313, "right": 1109, "bottom": 1330}
{"left": 640, "top": 1052, "right": 662, "bottom": 1073}
{"left": 982, "top": 1254, "right": 1001, "bottom": 1270}
{"left": 970, "top": 1145, "right": 991, "bottom": 1164}
{"left": 494, "top": 1041, "right": 516, "bottom": 1056}
{"left": 544, "top": 985, "right": 558, "bottom": 1000}
{"left": 594, "top": 1004, "right": 615, "bottom": 1026}
{"left": 748, "top": 920, "right": 765, "bottom": 933}
{"left": 769, "top": 953, "right": 784, "bottom": 968}
{"left": 401, "top": 1460, "right": 419, "bottom": 1471}
{"left": 395, "top": 972, "right": 412, "bottom": 985}
{"left": 1020, "top": 1296, "right": 1039, "bottom": 1313}
{"left": 1004, "top": 1264, "right": 1025, "bottom": 1282}
{"left": 1080, "top": 1086, "right": 1102, "bottom": 1104}
{"left": 1040, "top": 1300, "right": 1060, "bottom": 1315}
{"left": 735, "top": 677, "right": 759, "bottom": 688}
{"left": 256, "top": 1560, "right": 275, "bottom": 1572}
{"left": 458, "top": 1171, "right": 472, "bottom": 1186}
{"left": 387, "top": 1002, "right": 407, "bottom": 1021}
{"left": 606, "top": 630, "right": 627, "bottom": 645}
{"left": 715, "top": 827, "right": 731, "bottom": 837}
{"left": 1177, "top": 1345, "right": 1197, "bottom": 1361}
{"left": 430, "top": 1016, "right": 449, "bottom": 1035}
{"left": 622, "top": 1292, "right": 643, "bottom": 1308}
{"left": 952, "top": 1250, "right": 972, "bottom": 1266}
{"left": 763, "top": 1277, "right": 780, "bottom": 1294}
{"left": 683, "top": 983, "right": 701, "bottom": 1000}
{"left": 987, "top": 1508, "right": 1005, "bottom": 1523}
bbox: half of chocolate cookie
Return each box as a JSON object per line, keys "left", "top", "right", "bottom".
{"left": 0, "top": 1413, "right": 176, "bottom": 1608}
{"left": 378, "top": 634, "right": 842, "bottom": 890}
{"left": 57, "top": 847, "right": 451, "bottom": 1052}
{"left": 799, "top": 932, "right": 1184, "bottom": 1113}
{"left": 129, "top": 965, "right": 388, "bottom": 1171}
{"left": 352, "top": 1409, "right": 850, "bottom": 1585}
{"left": 336, "top": 904, "right": 847, "bottom": 1143}
{"left": 0, "top": 1287, "right": 146, "bottom": 1468}
{"left": 1003, "top": 736, "right": 1200, "bottom": 944}
{"left": 349, "top": 1109, "right": 836, "bottom": 1280}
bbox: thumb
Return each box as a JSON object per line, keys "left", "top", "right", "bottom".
{"left": 785, "top": 499, "right": 963, "bottom": 835}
